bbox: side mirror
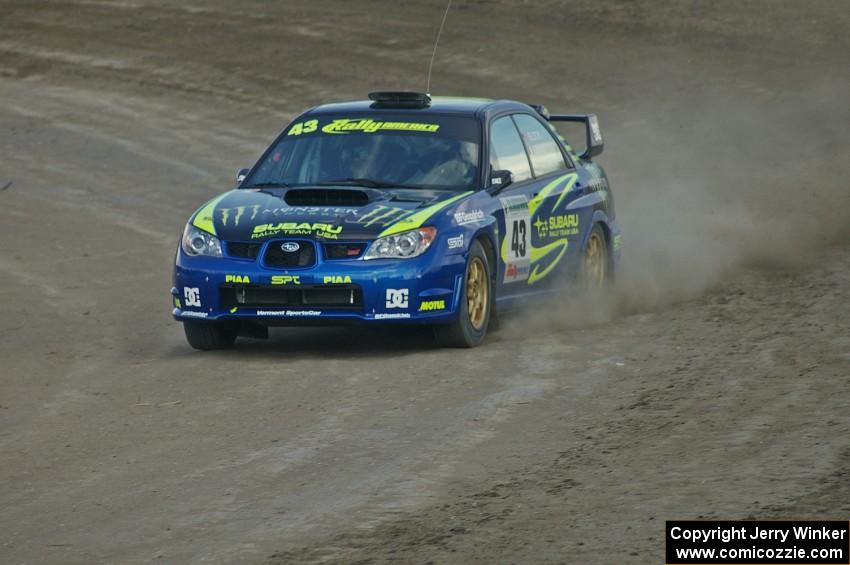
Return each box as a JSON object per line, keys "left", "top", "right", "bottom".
{"left": 488, "top": 169, "right": 513, "bottom": 191}
{"left": 236, "top": 168, "right": 249, "bottom": 184}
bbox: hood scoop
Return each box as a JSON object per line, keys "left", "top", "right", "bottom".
{"left": 284, "top": 188, "right": 371, "bottom": 207}
{"left": 389, "top": 194, "right": 431, "bottom": 204}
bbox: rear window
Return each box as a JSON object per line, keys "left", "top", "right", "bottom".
{"left": 513, "top": 114, "right": 568, "bottom": 177}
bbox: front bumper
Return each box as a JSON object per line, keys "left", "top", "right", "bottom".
{"left": 171, "top": 240, "right": 465, "bottom": 324}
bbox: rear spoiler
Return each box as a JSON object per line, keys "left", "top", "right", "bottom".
{"left": 548, "top": 113, "right": 604, "bottom": 159}
{"left": 530, "top": 105, "right": 603, "bottom": 159}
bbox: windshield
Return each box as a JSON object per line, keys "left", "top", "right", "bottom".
{"left": 246, "top": 114, "right": 481, "bottom": 190}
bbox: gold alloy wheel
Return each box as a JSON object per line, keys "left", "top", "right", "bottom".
{"left": 583, "top": 232, "right": 607, "bottom": 287}
{"left": 466, "top": 256, "right": 489, "bottom": 331}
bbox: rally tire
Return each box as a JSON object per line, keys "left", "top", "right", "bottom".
{"left": 581, "top": 223, "right": 610, "bottom": 288}
{"left": 183, "top": 321, "right": 238, "bottom": 350}
{"left": 434, "top": 240, "right": 492, "bottom": 348}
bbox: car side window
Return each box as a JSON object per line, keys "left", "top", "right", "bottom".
{"left": 513, "top": 114, "right": 568, "bottom": 176}
{"left": 489, "top": 115, "right": 533, "bottom": 183}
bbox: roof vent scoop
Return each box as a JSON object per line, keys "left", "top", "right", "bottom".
{"left": 368, "top": 91, "right": 431, "bottom": 108}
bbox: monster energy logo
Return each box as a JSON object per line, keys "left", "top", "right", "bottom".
{"left": 219, "top": 205, "right": 261, "bottom": 227}
{"left": 219, "top": 205, "right": 361, "bottom": 226}
{"left": 355, "top": 206, "right": 412, "bottom": 227}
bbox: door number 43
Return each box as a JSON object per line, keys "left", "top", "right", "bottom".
{"left": 511, "top": 219, "right": 527, "bottom": 258}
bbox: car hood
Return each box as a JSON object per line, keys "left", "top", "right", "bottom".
{"left": 191, "top": 187, "right": 470, "bottom": 241}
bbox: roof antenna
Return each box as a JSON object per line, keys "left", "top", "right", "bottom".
{"left": 426, "top": 0, "right": 452, "bottom": 95}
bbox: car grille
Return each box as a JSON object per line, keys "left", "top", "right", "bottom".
{"left": 227, "top": 242, "right": 262, "bottom": 259}
{"left": 263, "top": 240, "right": 316, "bottom": 268}
{"left": 323, "top": 242, "right": 366, "bottom": 260}
{"left": 220, "top": 285, "right": 362, "bottom": 310}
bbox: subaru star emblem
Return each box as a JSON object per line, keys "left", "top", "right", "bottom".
{"left": 280, "top": 242, "right": 300, "bottom": 253}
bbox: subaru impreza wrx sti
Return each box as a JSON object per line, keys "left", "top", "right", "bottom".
{"left": 173, "top": 91, "right": 621, "bottom": 349}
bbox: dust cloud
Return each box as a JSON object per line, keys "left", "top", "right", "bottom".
{"left": 519, "top": 78, "right": 850, "bottom": 331}
{"left": 617, "top": 80, "right": 849, "bottom": 296}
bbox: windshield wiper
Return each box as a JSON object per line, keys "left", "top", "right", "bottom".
{"left": 317, "top": 178, "right": 421, "bottom": 189}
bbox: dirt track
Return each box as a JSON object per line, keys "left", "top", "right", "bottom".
{"left": 1, "top": 1, "right": 849, "bottom": 563}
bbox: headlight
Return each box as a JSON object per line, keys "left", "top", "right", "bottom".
{"left": 181, "top": 223, "right": 223, "bottom": 257}
{"left": 363, "top": 227, "right": 436, "bottom": 260}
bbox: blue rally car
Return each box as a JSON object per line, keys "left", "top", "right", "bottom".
{"left": 173, "top": 92, "right": 621, "bottom": 349}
